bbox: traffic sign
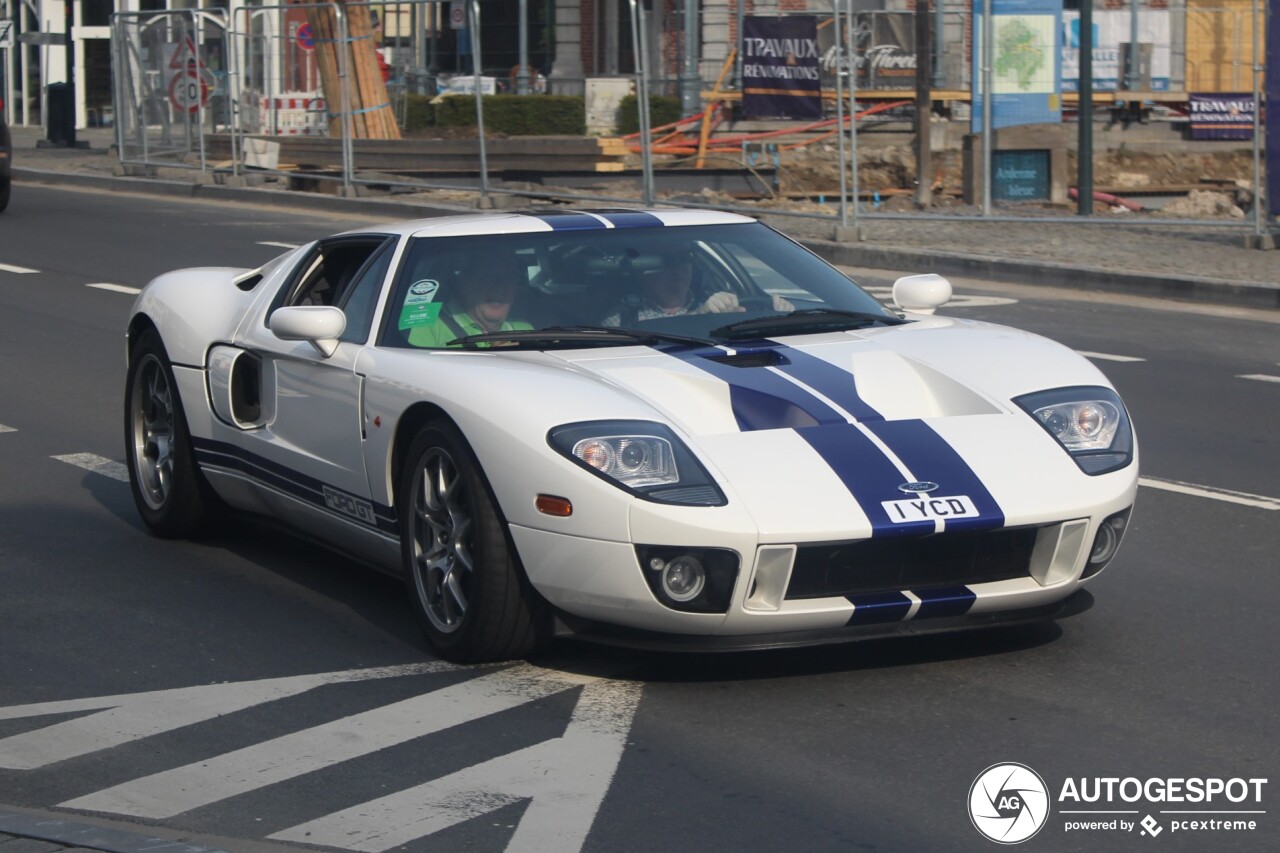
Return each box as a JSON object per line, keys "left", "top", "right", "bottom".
{"left": 296, "top": 23, "right": 315, "bottom": 52}
{"left": 0, "top": 20, "right": 14, "bottom": 49}
{"left": 449, "top": 1, "right": 465, "bottom": 30}
{"left": 168, "top": 68, "right": 209, "bottom": 114}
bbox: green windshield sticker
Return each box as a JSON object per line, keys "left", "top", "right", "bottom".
{"left": 399, "top": 279, "right": 442, "bottom": 329}
{"left": 400, "top": 302, "right": 443, "bottom": 329}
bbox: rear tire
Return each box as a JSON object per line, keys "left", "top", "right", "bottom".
{"left": 400, "top": 419, "right": 549, "bottom": 662}
{"left": 125, "top": 329, "right": 218, "bottom": 537}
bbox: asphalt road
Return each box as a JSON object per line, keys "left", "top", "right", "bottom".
{"left": 0, "top": 184, "right": 1277, "bottom": 853}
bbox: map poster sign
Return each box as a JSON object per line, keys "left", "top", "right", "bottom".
{"left": 742, "top": 15, "right": 822, "bottom": 120}
{"left": 972, "top": 0, "right": 1063, "bottom": 133}
{"left": 1188, "top": 93, "right": 1254, "bottom": 141}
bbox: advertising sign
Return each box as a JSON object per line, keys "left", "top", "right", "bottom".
{"left": 972, "top": 0, "right": 1063, "bottom": 132}
{"left": 742, "top": 15, "right": 822, "bottom": 120}
{"left": 1061, "top": 10, "right": 1171, "bottom": 92}
{"left": 1188, "top": 93, "right": 1254, "bottom": 140}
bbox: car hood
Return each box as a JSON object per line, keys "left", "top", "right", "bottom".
{"left": 543, "top": 316, "right": 1134, "bottom": 539}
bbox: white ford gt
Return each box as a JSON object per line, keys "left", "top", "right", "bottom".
{"left": 124, "top": 209, "right": 1137, "bottom": 662}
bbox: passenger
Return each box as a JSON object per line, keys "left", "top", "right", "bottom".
{"left": 601, "top": 247, "right": 791, "bottom": 326}
{"left": 409, "top": 254, "right": 533, "bottom": 348}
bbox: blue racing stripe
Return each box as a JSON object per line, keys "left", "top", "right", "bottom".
{"left": 656, "top": 344, "right": 846, "bottom": 431}
{"left": 798, "top": 424, "right": 935, "bottom": 537}
{"left": 912, "top": 586, "right": 977, "bottom": 619}
{"left": 846, "top": 591, "right": 913, "bottom": 625}
{"left": 527, "top": 212, "right": 606, "bottom": 231}
{"left": 768, "top": 343, "right": 884, "bottom": 422}
{"left": 862, "top": 420, "right": 1005, "bottom": 533}
{"left": 597, "top": 211, "right": 665, "bottom": 228}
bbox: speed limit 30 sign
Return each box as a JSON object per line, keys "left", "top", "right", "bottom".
{"left": 168, "top": 69, "right": 209, "bottom": 113}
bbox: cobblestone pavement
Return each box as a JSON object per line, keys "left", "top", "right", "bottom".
{"left": 7, "top": 126, "right": 1278, "bottom": 290}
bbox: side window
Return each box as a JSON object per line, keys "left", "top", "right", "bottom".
{"left": 274, "top": 238, "right": 389, "bottom": 316}
{"left": 338, "top": 239, "right": 397, "bottom": 343}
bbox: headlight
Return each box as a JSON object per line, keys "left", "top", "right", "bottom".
{"left": 548, "top": 420, "right": 726, "bottom": 506}
{"left": 1014, "top": 386, "right": 1134, "bottom": 475}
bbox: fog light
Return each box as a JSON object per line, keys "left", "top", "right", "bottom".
{"left": 635, "top": 546, "right": 739, "bottom": 613}
{"left": 660, "top": 555, "right": 706, "bottom": 602}
{"left": 1083, "top": 508, "right": 1132, "bottom": 578}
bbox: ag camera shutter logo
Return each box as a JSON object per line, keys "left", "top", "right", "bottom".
{"left": 969, "top": 763, "right": 1051, "bottom": 844}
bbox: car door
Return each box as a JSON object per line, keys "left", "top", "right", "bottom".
{"left": 233, "top": 235, "right": 398, "bottom": 515}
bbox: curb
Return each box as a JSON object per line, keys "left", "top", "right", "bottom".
{"left": 14, "top": 166, "right": 1279, "bottom": 311}
{"left": 801, "top": 239, "right": 1280, "bottom": 311}
{"left": 0, "top": 808, "right": 227, "bottom": 853}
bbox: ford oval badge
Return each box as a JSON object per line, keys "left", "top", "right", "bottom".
{"left": 898, "top": 481, "right": 940, "bottom": 494}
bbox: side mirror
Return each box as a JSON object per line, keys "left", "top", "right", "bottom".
{"left": 269, "top": 306, "right": 346, "bottom": 357}
{"left": 892, "top": 273, "right": 952, "bottom": 315}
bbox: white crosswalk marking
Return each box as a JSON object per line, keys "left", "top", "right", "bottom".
{"left": 0, "top": 263, "right": 39, "bottom": 274}
{"left": 0, "top": 663, "right": 459, "bottom": 770}
{"left": 1238, "top": 374, "right": 1280, "bottom": 384}
{"left": 0, "top": 424, "right": 14, "bottom": 433}
{"left": 272, "top": 679, "right": 643, "bottom": 852}
{"left": 62, "top": 664, "right": 604, "bottom": 819}
{"left": 1076, "top": 351, "right": 1146, "bottom": 363}
{"left": 51, "top": 454, "right": 129, "bottom": 483}
{"left": 87, "top": 283, "right": 142, "bottom": 295}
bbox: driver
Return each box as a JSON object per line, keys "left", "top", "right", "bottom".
{"left": 409, "top": 253, "right": 533, "bottom": 348}
{"left": 601, "top": 247, "right": 791, "bottom": 326}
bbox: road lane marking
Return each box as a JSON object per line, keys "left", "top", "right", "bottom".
{"left": 1238, "top": 374, "right": 1280, "bottom": 384}
{"left": 1139, "top": 477, "right": 1280, "bottom": 510}
{"left": 87, "top": 283, "right": 142, "bottom": 295}
{"left": 272, "top": 679, "right": 642, "bottom": 853}
{"left": 51, "top": 453, "right": 129, "bottom": 483}
{"left": 61, "top": 664, "right": 613, "bottom": 820}
{"left": 0, "top": 424, "right": 14, "bottom": 433}
{"left": 258, "top": 241, "right": 300, "bottom": 249}
{"left": 863, "top": 286, "right": 1017, "bottom": 309}
{"left": 0, "top": 663, "right": 464, "bottom": 770}
{"left": 1076, "top": 351, "right": 1146, "bottom": 363}
{"left": 0, "top": 263, "right": 39, "bottom": 274}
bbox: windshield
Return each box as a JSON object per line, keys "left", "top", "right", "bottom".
{"left": 380, "top": 222, "right": 901, "bottom": 350}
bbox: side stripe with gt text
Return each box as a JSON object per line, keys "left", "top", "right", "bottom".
{"left": 191, "top": 437, "right": 397, "bottom": 535}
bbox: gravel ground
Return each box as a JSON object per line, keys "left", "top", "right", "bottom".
{"left": 9, "top": 126, "right": 1278, "bottom": 287}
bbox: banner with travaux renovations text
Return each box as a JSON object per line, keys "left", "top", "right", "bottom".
{"left": 742, "top": 16, "right": 822, "bottom": 120}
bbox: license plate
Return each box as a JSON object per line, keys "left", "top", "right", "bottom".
{"left": 881, "top": 495, "right": 979, "bottom": 523}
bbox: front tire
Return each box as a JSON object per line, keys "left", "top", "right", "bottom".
{"left": 125, "top": 329, "right": 218, "bottom": 537}
{"left": 400, "top": 419, "right": 549, "bottom": 662}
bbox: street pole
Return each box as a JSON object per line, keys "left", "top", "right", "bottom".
{"left": 65, "top": 0, "right": 77, "bottom": 146}
{"left": 915, "top": 0, "right": 932, "bottom": 207}
{"left": 981, "top": 0, "right": 992, "bottom": 215}
{"left": 1078, "top": 0, "right": 1094, "bottom": 215}
{"left": 678, "top": 0, "right": 699, "bottom": 117}
{"left": 517, "top": 0, "right": 530, "bottom": 94}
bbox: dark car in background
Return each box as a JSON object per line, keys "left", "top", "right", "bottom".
{"left": 0, "top": 96, "right": 11, "bottom": 212}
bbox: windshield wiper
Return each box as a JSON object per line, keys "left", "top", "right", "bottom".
{"left": 711, "top": 308, "right": 907, "bottom": 340}
{"left": 450, "top": 325, "right": 716, "bottom": 349}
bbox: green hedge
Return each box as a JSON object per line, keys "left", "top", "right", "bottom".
{"left": 615, "top": 95, "right": 683, "bottom": 136}
{"left": 403, "top": 94, "right": 585, "bottom": 135}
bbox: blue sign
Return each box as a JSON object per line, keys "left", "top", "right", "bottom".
{"left": 972, "top": 0, "right": 1063, "bottom": 132}
{"left": 742, "top": 15, "right": 822, "bottom": 120}
{"left": 992, "top": 149, "right": 1051, "bottom": 201}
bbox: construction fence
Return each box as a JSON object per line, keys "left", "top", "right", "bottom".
{"left": 108, "top": 0, "right": 1271, "bottom": 231}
